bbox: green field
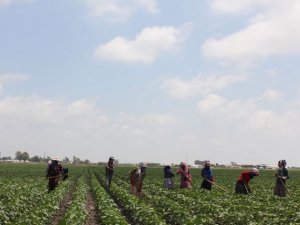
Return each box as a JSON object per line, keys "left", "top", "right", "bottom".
{"left": 0, "top": 163, "right": 300, "bottom": 225}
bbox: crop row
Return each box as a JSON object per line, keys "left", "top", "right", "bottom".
{"left": 0, "top": 178, "right": 47, "bottom": 224}
{"left": 107, "top": 168, "right": 300, "bottom": 225}
{"left": 90, "top": 173, "right": 129, "bottom": 225}
{"left": 144, "top": 177, "right": 300, "bottom": 225}
{"left": 101, "top": 172, "right": 194, "bottom": 225}
{"left": 92, "top": 171, "right": 169, "bottom": 225}
{"left": 60, "top": 176, "right": 88, "bottom": 225}
{"left": 12, "top": 179, "right": 72, "bottom": 225}
{"left": 110, "top": 173, "right": 196, "bottom": 225}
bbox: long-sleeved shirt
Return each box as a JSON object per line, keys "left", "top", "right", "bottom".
{"left": 237, "top": 171, "right": 254, "bottom": 184}
{"left": 46, "top": 162, "right": 60, "bottom": 178}
{"left": 201, "top": 167, "right": 213, "bottom": 181}
{"left": 164, "top": 168, "right": 174, "bottom": 179}
{"left": 105, "top": 162, "right": 114, "bottom": 176}
{"left": 275, "top": 167, "right": 289, "bottom": 184}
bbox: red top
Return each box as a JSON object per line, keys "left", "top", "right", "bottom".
{"left": 237, "top": 171, "right": 252, "bottom": 184}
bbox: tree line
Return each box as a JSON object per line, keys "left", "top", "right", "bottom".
{"left": 0, "top": 151, "right": 91, "bottom": 165}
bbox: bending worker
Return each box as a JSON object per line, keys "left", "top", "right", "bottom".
{"left": 235, "top": 168, "right": 259, "bottom": 194}
{"left": 129, "top": 163, "right": 147, "bottom": 196}
{"left": 46, "top": 157, "right": 61, "bottom": 192}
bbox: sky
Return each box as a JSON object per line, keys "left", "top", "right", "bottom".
{"left": 1, "top": 0, "right": 300, "bottom": 166}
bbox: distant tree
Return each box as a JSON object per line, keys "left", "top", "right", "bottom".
{"left": 1, "top": 156, "right": 12, "bottom": 160}
{"left": 21, "top": 152, "right": 30, "bottom": 161}
{"left": 15, "top": 151, "right": 30, "bottom": 161}
{"left": 30, "top": 155, "right": 42, "bottom": 163}
{"left": 15, "top": 151, "right": 22, "bottom": 161}
{"left": 194, "top": 160, "right": 206, "bottom": 166}
{"left": 84, "top": 159, "right": 90, "bottom": 165}
{"left": 45, "top": 156, "right": 51, "bottom": 162}
{"left": 72, "top": 156, "right": 81, "bottom": 164}
{"left": 97, "top": 162, "right": 106, "bottom": 166}
{"left": 231, "top": 161, "right": 238, "bottom": 166}
{"left": 147, "top": 163, "right": 161, "bottom": 167}
{"left": 63, "top": 157, "right": 70, "bottom": 163}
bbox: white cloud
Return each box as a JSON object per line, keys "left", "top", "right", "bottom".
{"left": 196, "top": 93, "right": 294, "bottom": 130}
{"left": 210, "top": 0, "right": 273, "bottom": 14}
{"left": 0, "top": 84, "right": 3, "bottom": 96}
{"left": 85, "top": 0, "right": 159, "bottom": 22}
{"left": 259, "top": 89, "right": 283, "bottom": 101}
{"left": 203, "top": 1, "right": 300, "bottom": 63}
{"left": 118, "top": 112, "right": 176, "bottom": 126}
{"left": 0, "top": 96, "right": 108, "bottom": 129}
{"left": 0, "top": 73, "right": 28, "bottom": 83}
{"left": 143, "top": 113, "right": 176, "bottom": 125}
{"left": 0, "top": 73, "right": 28, "bottom": 96}
{"left": 0, "top": 0, "right": 33, "bottom": 6}
{"left": 95, "top": 24, "right": 190, "bottom": 63}
{"left": 197, "top": 94, "right": 226, "bottom": 111}
{"left": 132, "top": 0, "right": 159, "bottom": 14}
{"left": 198, "top": 94, "right": 255, "bottom": 121}
{"left": 162, "top": 74, "right": 246, "bottom": 99}
{"left": 0, "top": 93, "right": 182, "bottom": 162}
{"left": 195, "top": 92, "right": 300, "bottom": 165}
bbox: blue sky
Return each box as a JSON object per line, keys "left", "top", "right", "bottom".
{"left": 1, "top": 0, "right": 300, "bottom": 166}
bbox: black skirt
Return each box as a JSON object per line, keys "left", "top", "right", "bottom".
{"left": 235, "top": 181, "right": 250, "bottom": 194}
{"left": 201, "top": 179, "right": 212, "bottom": 190}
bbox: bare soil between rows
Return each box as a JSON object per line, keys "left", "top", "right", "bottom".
{"left": 85, "top": 188, "right": 99, "bottom": 225}
{"left": 50, "top": 183, "right": 75, "bottom": 225}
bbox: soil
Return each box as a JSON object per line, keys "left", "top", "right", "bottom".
{"left": 85, "top": 189, "right": 99, "bottom": 225}
{"left": 100, "top": 180, "right": 134, "bottom": 225}
{"left": 50, "top": 184, "right": 75, "bottom": 225}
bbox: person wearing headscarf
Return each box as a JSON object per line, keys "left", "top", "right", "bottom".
{"left": 235, "top": 168, "right": 259, "bottom": 194}
{"left": 164, "top": 165, "right": 174, "bottom": 188}
{"left": 201, "top": 160, "right": 214, "bottom": 191}
{"left": 129, "top": 163, "right": 147, "bottom": 196}
{"left": 274, "top": 160, "right": 289, "bottom": 197}
{"left": 177, "top": 162, "right": 192, "bottom": 189}
{"left": 105, "top": 156, "right": 115, "bottom": 191}
{"left": 57, "top": 162, "right": 68, "bottom": 181}
{"left": 46, "top": 157, "right": 61, "bottom": 192}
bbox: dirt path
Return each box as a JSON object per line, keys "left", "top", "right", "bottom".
{"left": 85, "top": 189, "right": 99, "bottom": 225}
{"left": 50, "top": 184, "right": 75, "bottom": 225}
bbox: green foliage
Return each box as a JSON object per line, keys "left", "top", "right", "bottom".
{"left": 12, "top": 180, "right": 71, "bottom": 225}
{"left": 105, "top": 178, "right": 167, "bottom": 225}
{"left": 90, "top": 174, "right": 129, "bottom": 225}
{"left": 2, "top": 164, "right": 300, "bottom": 225}
{"left": 59, "top": 176, "right": 88, "bottom": 225}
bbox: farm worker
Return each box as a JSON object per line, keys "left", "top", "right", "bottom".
{"left": 274, "top": 160, "right": 289, "bottom": 197}
{"left": 58, "top": 162, "right": 63, "bottom": 174}
{"left": 57, "top": 162, "right": 69, "bottom": 181}
{"left": 62, "top": 168, "right": 69, "bottom": 181}
{"left": 129, "top": 162, "right": 147, "bottom": 196}
{"left": 105, "top": 156, "right": 115, "bottom": 191}
{"left": 201, "top": 160, "right": 214, "bottom": 191}
{"left": 235, "top": 168, "right": 259, "bottom": 194}
{"left": 164, "top": 165, "right": 174, "bottom": 188}
{"left": 46, "top": 157, "right": 61, "bottom": 192}
{"left": 177, "top": 162, "right": 192, "bottom": 189}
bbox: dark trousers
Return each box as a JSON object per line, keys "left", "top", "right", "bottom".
{"left": 106, "top": 173, "right": 113, "bottom": 190}
{"left": 235, "top": 181, "right": 250, "bottom": 194}
{"left": 201, "top": 179, "right": 212, "bottom": 190}
{"left": 48, "top": 178, "right": 58, "bottom": 192}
